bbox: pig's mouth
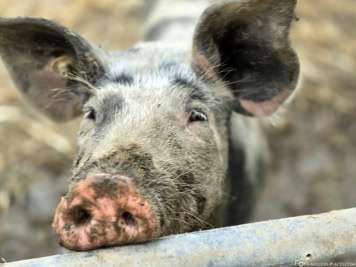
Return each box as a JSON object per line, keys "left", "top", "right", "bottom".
{"left": 53, "top": 174, "right": 158, "bottom": 251}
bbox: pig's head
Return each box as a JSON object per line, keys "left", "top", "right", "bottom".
{"left": 0, "top": 0, "right": 299, "bottom": 251}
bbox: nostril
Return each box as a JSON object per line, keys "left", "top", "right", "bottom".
{"left": 121, "top": 211, "right": 136, "bottom": 226}
{"left": 70, "top": 206, "right": 91, "bottom": 226}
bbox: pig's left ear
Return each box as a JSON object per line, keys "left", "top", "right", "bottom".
{"left": 0, "top": 17, "right": 104, "bottom": 121}
{"left": 192, "top": 0, "right": 300, "bottom": 116}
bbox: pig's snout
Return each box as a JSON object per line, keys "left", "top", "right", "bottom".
{"left": 53, "top": 174, "right": 157, "bottom": 251}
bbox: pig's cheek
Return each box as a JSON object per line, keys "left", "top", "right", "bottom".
{"left": 185, "top": 126, "right": 206, "bottom": 144}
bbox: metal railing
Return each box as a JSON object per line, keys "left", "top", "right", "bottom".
{"left": 2, "top": 208, "right": 356, "bottom": 267}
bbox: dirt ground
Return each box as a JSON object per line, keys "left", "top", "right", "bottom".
{"left": 0, "top": 0, "right": 355, "bottom": 263}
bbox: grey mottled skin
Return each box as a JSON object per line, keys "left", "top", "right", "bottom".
{"left": 0, "top": 0, "right": 299, "bottom": 237}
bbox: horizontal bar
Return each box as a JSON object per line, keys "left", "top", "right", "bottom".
{"left": 3, "top": 208, "right": 356, "bottom": 267}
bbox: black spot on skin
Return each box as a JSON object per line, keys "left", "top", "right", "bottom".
{"left": 64, "top": 224, "right": 71, "bottom": 231}
{"left": 172, "top": 77, "right": 207, "bottom": 102}
{"left": 179, "top": 172, "right": 194, "bottom": 188}
{"left": 114, "top": 74, "right": 134, "bottom": 85}
{"left": 91, "top": 175, "right": 119, "bottom": 200}
{"left": 93, "top": 93, "right": 123, "bottom": 127}
{"left": 74, "top": 151, "right": 84, "bottom": 167}
{"left": 196, "top": 195, "right": 206, "bottom": 214}
{"left": 159, "top": 216, "right": 165, "bottom": 229}
{"left": 176, "top": 170, "right": 206, "bottom": 215}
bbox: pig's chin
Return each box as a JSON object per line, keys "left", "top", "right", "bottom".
{"left": 53, "top": 174, "right": 158, "bottom": 251}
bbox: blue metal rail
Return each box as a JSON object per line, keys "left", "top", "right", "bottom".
{"left": 2, "top": 208, "right": 356, "bottom": 267}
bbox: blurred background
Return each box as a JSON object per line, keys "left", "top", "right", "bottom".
{"left": 0, "top": 0, "right": 355, "bottom": 262}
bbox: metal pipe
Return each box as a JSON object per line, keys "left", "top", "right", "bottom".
{"left": 3, "top": 208, "right": 356, "bottom": 267}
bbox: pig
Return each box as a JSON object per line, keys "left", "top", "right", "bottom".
{"left": 0, "top": 0, "right": 299, "bottom": 251}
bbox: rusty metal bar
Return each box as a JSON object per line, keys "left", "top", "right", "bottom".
{"left": 2, "top": 208, "right": 356, "bottom": 267}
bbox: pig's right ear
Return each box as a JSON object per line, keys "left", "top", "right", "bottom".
{"left": 192, "top": 0, "right": 300, "bottom": 117}
{"left": 0, "top": 17, "right": 104, "bottom": 121}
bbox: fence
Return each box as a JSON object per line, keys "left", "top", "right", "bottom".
{"left": 2, "top": 208, "right": 356, "bottom": 267}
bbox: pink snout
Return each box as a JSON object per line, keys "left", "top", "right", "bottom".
{"left": 53, "top": 174, "right": 157, "bottom": 251}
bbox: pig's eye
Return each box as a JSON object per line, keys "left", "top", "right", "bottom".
{"left": 189, "top": 109, "right": 208, "bottom": 122}
{"left": 84, "top": 108, "right": 96, "bottom": 121}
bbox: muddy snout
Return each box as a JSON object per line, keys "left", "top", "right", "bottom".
{"left": 53, "top": 174, "right": 157, "bottom": 251}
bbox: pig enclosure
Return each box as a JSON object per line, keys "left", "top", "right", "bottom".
{"left": 0, "top": 0, "right": 356, "bottom": 262}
